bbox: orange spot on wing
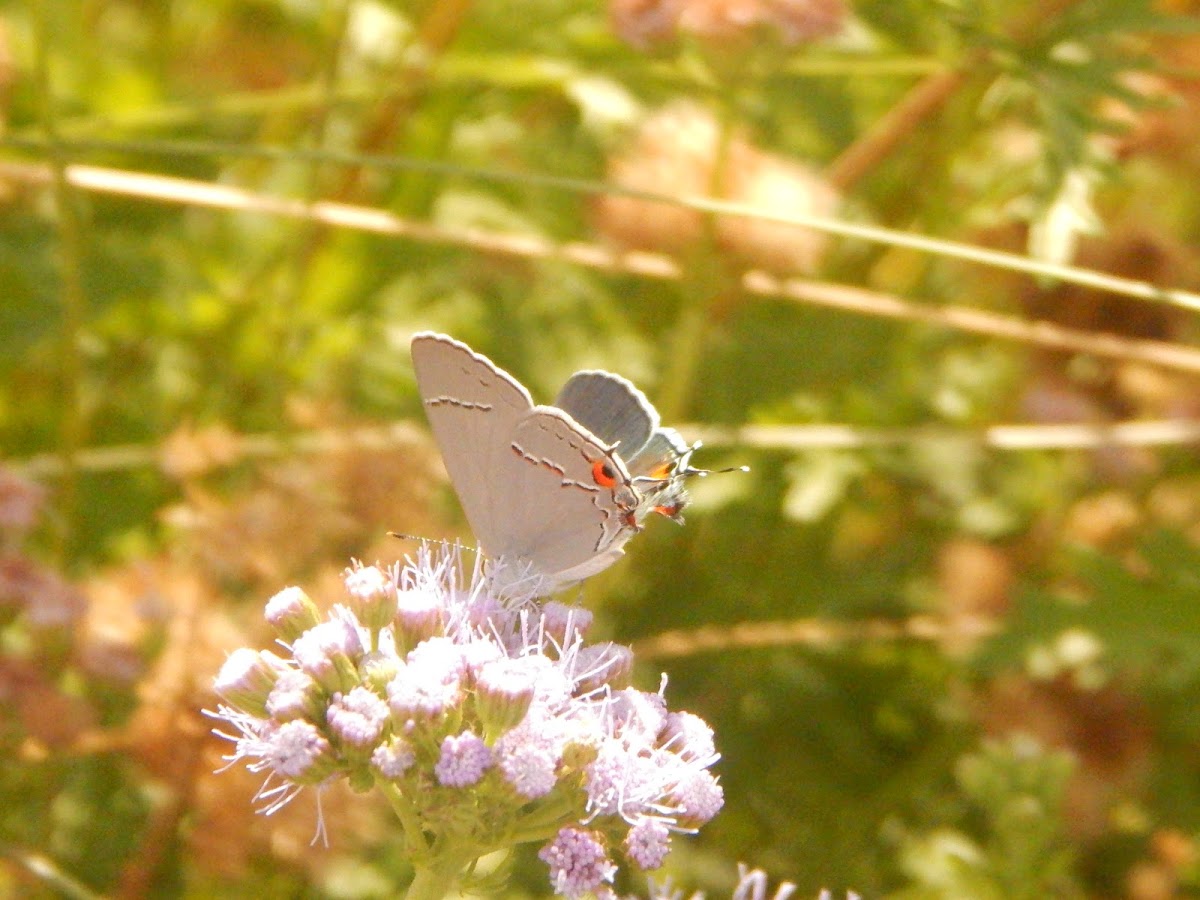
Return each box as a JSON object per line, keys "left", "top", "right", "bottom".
{"left": 592, "top": 460, "right": 618, "bottom": 488}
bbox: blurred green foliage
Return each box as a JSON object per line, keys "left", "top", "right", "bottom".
{"left": 3, "top": 0, "right": 1200, "bottom": 897}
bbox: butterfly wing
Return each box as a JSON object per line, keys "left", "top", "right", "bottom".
{"left": 554, "top": 370, "right": 658, "bottom": 460}
{"left": 410, "top": 332, "right": 533, "bottom": 557}
{"left": 506, "top": 406, "right": 640, "bottom": 585}
{"left": 625, "top": 426, "right": 695, "bottom": 522}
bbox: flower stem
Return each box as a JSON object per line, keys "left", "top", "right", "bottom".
{"left": 377, "top": 779, "right": 430, "bottom": 857}
{"left": 508, "top": 791, "right": 584, "bottom": 844}
{"left": 405, "top": 864, "right": 459, "bottom": 900}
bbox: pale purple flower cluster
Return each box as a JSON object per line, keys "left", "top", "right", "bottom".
{"left": 208, "top": 545, "right": 722, "bottom": 891}
{"left": 540, "top": 826, "right": 618, "bottom": 898}
{"left": 435, "top": 730, "right": 492, "bottom": 786}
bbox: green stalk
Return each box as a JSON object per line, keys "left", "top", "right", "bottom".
{"left": 405, "top": 864, "right": 461, "bottom": 900}
{"left": 32, "top": 0, "right": 89, "bottom": 564}
{"left": 377, "top": 779, "right": 431, "bottom": 857}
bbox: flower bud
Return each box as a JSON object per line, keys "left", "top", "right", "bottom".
{"left": 659, "top": 710, "right": 717, "bottom": 762}
{"left": 538, "top": 827, "right": 616, "bottom": 898}
{"left": 265, "top": 719, "right": 338, "bottom": 785}
{"left": 624, "top": 817, "right": 671, "bottom": 871}
{"left": 343, "top": 565, "right": 399, "bottom": 635}
{"left": 475, "top": 658, "right": 536, "bottom": 739}
{"left": 541, "top": 601, "right": 593, "bottom": 648}
{"left": 394, "top": 587, "right": 445, "bottom": 652}
{"left": 265, "top": 668, "right": 323, "bottom": 722}
{"left": 666, "top": 768, "right": 724, "bottom": 828}
{"left": 213, "top": 648, "right": 284, "bottom": 717}
{"left": 326, "top": 686, "right": 390, "bottom": 750}
{"left": 371, "top": 735, "right": 416, "bottom": 779}
{"left": 574, "top": 642, "right": 635, "bottom": 694}
{"left": 387, "top": 659, "right": 461, "bottom": 726}
{"left": 359, "top": 649, "right": 402, "bottom": 694}
{"left": 494, "top": 719, "right": 562, "bottom": 800}
{"left": 264, "top": 586, "right": 321, "bottom": 641}
{"left": 291, "top": 617, "right": 363, "bottom": 693}
{"left": 435, "top": 730, "right": 492, "bottom": 787}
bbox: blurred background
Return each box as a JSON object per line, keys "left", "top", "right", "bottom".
{"left": 4, "top": 0, "right": 1200, "bottom": 896}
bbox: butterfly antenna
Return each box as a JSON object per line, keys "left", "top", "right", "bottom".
{"left": 387, "top": 532, "right": 480, "bottom": 554}
{"left": 678, "top": 440, "right": 750, "bottom": 479}
{"left": 689, "top": 463, "right": 751, "bottom": 478}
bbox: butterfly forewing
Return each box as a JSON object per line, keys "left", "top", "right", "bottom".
{"left": 410, "top": 332, "right": 533, "bottom": 557}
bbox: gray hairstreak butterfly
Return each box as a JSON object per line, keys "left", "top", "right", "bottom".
{"left": 410, "top": 332, "right": 719, "bottom": 593}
